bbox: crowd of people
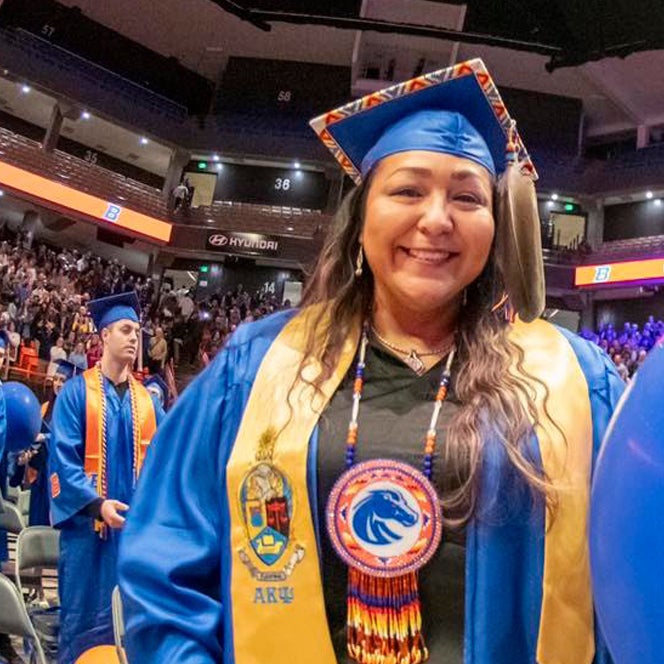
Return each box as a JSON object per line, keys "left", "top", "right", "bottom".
{"left": 0, "top": 230, "right": 292, "bottom": 386}
{"left": 580, "top": 317, "right": 664, "bottom": 380}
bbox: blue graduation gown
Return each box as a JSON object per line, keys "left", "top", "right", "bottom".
{"left": 27, "top": 403, "right": 56, "bottom": 527}
{"left": 118, "top": 311, "right": 624, "bottom": 664}
{"left": 49, "top": 375, "right": 164, "bottom": 664}
{"left": 28, "top": 439, "right": 51, "bottom": 527}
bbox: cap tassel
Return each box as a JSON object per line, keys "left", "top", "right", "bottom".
{"left": 494, "top": 122, "right": 545, "bottom": 323}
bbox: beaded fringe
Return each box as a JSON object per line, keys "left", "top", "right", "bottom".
{"left": 347, "top": 567, "right": 428, "bottom": 664}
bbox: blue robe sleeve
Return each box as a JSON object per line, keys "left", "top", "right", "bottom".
{"left": 557, "top": 328, "right": 625, "bottom": 664}
{"left": 556, "top": 329, "right": 625, "bottom": 468}
{"left": 49, "top": 376, "right": 99, "bottom": 528}
{"left": 119, "top": 350, "right": 229, "bottom": 663}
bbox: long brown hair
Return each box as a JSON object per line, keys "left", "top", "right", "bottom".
{"left": 297, "top": 181, "right": 557, "bottom": 527}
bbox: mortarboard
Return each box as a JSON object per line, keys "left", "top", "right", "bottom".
{"left": 54, "top": 359, "right": 81, "bottom": 380}
{"left": 88, "top": 291, "right": 140, "bottom": 331}
{"left": 309, "top": 58, "right": 544, "bottom": 322}
{"left": 310, "top": 58, "right": 536, "bottom": 185}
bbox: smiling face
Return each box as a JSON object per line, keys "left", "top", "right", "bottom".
{"left": 362, "top": 151, "right": 495, "bottom": 317}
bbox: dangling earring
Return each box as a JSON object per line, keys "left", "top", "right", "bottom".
{"left": 355, "top": 245, "right": 364, "bottom": 277}
{"left": 462, "top": 289, "right": 468, "bottom": 307}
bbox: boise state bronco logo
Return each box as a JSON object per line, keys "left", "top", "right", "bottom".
{"left": 240, "top": 463, "right": 294, "bottom": 566}
{"left": 327, "top": 459, "right": 442, "bottom": 577}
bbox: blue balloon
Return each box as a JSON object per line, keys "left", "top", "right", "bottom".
{"left": 591, "top": 342, "right": 664, "bottom": 664}
{"left": 2, "top": 381, "right": 41, "bottom": 453}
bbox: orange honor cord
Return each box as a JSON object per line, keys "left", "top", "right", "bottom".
{"left": 83, "top": 367, "right": 157, "bottom": 537}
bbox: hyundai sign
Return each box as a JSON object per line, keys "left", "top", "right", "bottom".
{"left": 206, "top": 231, "right": 279, "bottom": 256}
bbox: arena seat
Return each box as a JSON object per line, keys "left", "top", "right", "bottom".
{"left": 15, "top": 527, "right": 61, "bottom": 661}
{"left": 111, "top": 586, "right": 129, "bottom": 664}
{"left": 0, "top": 572, "right": 48, "bottom": 664}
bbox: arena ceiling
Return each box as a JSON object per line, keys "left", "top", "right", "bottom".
{"left": 51, "top": 0, "right": 664, "bottom": 139}
{"left": 208, "top": 0, "right": 664, "bottom": 70}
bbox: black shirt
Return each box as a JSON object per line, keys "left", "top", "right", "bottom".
{"left": 317, "top": 342, "right": 466, "bottom": 663}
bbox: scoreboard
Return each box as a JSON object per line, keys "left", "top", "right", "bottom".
{"left": 186, "top": 162, "right": 330, "bottom": 210}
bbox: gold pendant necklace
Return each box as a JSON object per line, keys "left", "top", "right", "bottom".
{"left": 370, "top": 325, "right": 455, "bottom": 376}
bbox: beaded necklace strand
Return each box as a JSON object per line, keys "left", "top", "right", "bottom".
{"left": 344, "top": 327, "right": 455, "bottom": 478}
{"left": 340, "top": 326, "right": 455, "bottom": 664}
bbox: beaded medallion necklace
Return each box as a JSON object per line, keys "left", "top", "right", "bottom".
{"left": 326, "top": 326, "right": 455, "bottom": 664}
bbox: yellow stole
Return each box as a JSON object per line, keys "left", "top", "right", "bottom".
{"left": 225, "top": 308, "right": 595, "bottom": 664}
{"left": 82, "top": 368, "right": 157, "bottom": 484}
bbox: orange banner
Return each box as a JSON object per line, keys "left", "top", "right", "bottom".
{"left": 0, "top": 161, "right": 172, "bottom": 243}
{"left": 575, "top": 258, "right": 664, "bottom": 287}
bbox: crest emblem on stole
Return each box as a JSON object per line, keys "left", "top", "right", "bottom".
{"left": 238, "top": 427, "right": 305, "bottom": 581}
{"left": 240, "top": 463, "right": 293, "bottom": 565}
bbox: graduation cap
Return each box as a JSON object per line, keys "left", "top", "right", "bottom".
{"left": 144, "top": 374, "right": 168, "bottom": 404}
{"left": 310, "top": 58, "right": 544, "bottom": 322}
{"left": 88, "top": 291, "right": 140, "bottom": 331}
{"left": 53, "top": 359, "right": 81, "bottom": 381}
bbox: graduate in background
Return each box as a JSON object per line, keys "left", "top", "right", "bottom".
{"left": 49, "top": 292, "right": 164, "bottom": 664}
{"left": 143, "top": 374, "right": 170, "bottom": 411}
{"left": 13, "top": 359, "right": 82, "bottom": 526}
{"left": 119, "top": 60, "right": 624, "bottom": 664}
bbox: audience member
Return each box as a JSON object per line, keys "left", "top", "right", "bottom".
{"left": 580, "top": 316, "right": 664, "bottom": 380}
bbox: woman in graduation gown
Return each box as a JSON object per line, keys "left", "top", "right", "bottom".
{"left": 119, "top": 59, "right": 623, "bottom": 664}
{"left": 22, "top": 359, "right": 81, "bottom": 526}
